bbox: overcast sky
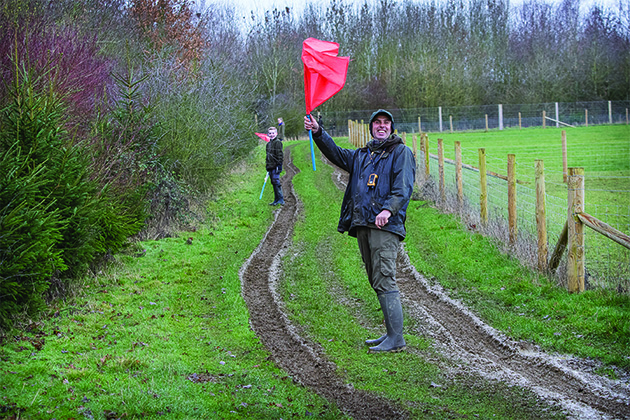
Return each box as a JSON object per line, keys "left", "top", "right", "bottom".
{"left": 199, "top": 0, "right": 623, "bottom": 19}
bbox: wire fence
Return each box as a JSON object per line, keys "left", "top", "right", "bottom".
{"left": 417, "top": 138, "right": 630, "bottom": 295}
{"left": 582, "top": 176, "right": 630, "bottom": 291}
{"left": 325, "top": 100, "right": 630, "bottom": 136}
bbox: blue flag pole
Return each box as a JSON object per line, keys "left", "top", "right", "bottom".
{"left": 308, "top": 115, "right": 317, "bottom": 171}
{"left": 259, "top": 172, "right": 269, "bottom": 200}
{"left": 309, "top": 129, "right": 317, "bottom": 171}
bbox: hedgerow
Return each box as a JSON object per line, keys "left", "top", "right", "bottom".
{"left": 0, "top": 0, "right": 260, "bottom": 329}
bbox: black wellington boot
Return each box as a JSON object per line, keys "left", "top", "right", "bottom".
{"left": 365, "top": 299, "right": 387, "bottom": 346}
{"left": 275, "top": 185, "right": 284, "bottom": 205}
{"left": 368, "top": 291, "right": 406, "bottom": 353}
{"left": 269, "top": 184, "right": 280, "bottom": 206}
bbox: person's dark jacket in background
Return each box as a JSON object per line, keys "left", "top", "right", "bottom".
{"left": 266, "top": 137, "right": 283, "bottom": 185}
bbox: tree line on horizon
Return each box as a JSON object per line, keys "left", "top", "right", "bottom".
{"left": 236, "top": 0, "right": 629, "bottom": 134}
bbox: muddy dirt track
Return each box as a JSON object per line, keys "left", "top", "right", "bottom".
{"left": 240, "top": 148, "right": 630, "bottom": 420}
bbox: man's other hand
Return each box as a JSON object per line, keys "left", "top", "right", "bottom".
{"left": 375, "top": 209, "right": 392, "bottom": 229}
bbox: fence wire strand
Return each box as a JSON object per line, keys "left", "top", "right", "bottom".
{"left": 417, "top": 136, "right": 629, "bottom": 294}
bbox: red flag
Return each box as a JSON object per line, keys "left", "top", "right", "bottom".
{"left": 255, "top": 132, "right": 270, "bottom": 142}
{"left": 302, "top": 38, "right": 349, "bottom": 115}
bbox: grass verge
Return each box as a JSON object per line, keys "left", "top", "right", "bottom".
{"left": 404, "top": 202, "right": 630, "bottom": 370}
{"left": 0, "top": 147, "right": 345, "bottom": 419}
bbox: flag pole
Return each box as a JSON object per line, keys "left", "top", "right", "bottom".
{"left": 308, "top": 115, "right": 317, "bottom": 171}
{"left": 259, "top": 172, "right": 269, "bottom": 199}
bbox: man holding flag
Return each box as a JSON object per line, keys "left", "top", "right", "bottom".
{"left": 265, "top": 126, "right": 284, "bottom": 206}
{"left": 304, "top": 110, "right": 415, "bottom": 353}
{"left": 301, "top": 38, "right": 414, "bottom": 352}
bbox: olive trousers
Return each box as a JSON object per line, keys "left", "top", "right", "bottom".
{"left": 356, "top": 227, "right": 400, "bottom": 294}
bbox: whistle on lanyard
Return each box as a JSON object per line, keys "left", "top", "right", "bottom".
{"left": 367, "top": 173, "right": 378, "bottom": 187}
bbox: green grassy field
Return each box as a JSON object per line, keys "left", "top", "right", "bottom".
{"left": 426, "top": 125, "right": 629, "bottom": 203}
{"left": 413, "top": 125, "right": 630, "bottom": 289}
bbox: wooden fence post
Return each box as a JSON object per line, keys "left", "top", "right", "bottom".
{"left": 348, "top": 120, "right": 354, "bottom": 145}
{"left": 479, "top": 148, "right": 488, "bottom": 227}
{"left": 449, "top": 116, "right": 453, "bottom": 133}
{"left": 418, "top": 116, "right": 422, "bottom": 133}
{"left": 455, "top": 141, "right": 464, "bottom": 211}
{"left": 543, "top": 110, "right": 546, "bottom": 129}
{"left": 351, "top": 120, "right": 355, "bottom": 146}
{"left": 418, "top": 134, "right": 424, "bottom": 180}
{"left": 562, "top": 130, "right": 568, "bottom": 183}
{"left": 412, "top": 134, "right": 418, "bottom": 163}
{"left": 412, "top": 134, "right": 419, "bottom": 187}
{"left": 549, "top": 222, "right": 568, "bottom": 272}
{"left": 519, "top": 112, "right": 522, "bottom": 129}
{"left": 567, "top": 167, "right": 585, "bottom": 293}
{"left": 361, "top": 120, "right": 365, "bottom": 147}
{"left": 535, "top": 159, "right": 548, "bottom": 271}
{"left": 360, "top": 121, "right": 364, "bottom": 147}
{"left": 508, "top": 154, "right": 517, "bottom": 245}
{"left": 438, "top": 138, "right": 445, "bottom": 205}
{"left": 424, "top": 134, "right": 430, "bottom": 180}
{"left": 485, "top": 114, "right": 488, "bottom": 132}
{"left": 585, "top": 109, "right": 588, "bottom": 127}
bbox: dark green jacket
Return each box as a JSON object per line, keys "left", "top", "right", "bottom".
{"left": 266, "top": 138, "right": 283, "bottom": 172}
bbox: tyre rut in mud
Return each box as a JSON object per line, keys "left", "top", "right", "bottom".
{"left": 240, "top": 148, "right": 408, "bottom": 420}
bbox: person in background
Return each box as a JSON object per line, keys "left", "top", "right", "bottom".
{"left": 277, "top": 117, "right": 285, "bottom": 139}
{"left": 266, "top": 126, "right": 284, "bottom": 206}
{"left": 303, "top": 110, "right": 415, "bottom": 353}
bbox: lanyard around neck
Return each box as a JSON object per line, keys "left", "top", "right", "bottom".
{"left": 369, "top": 148, "right": 386, "bottom": 168}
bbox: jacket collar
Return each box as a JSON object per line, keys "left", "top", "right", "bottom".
{"left": 366, "top": 134, "right": 403, "bottom": 153}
